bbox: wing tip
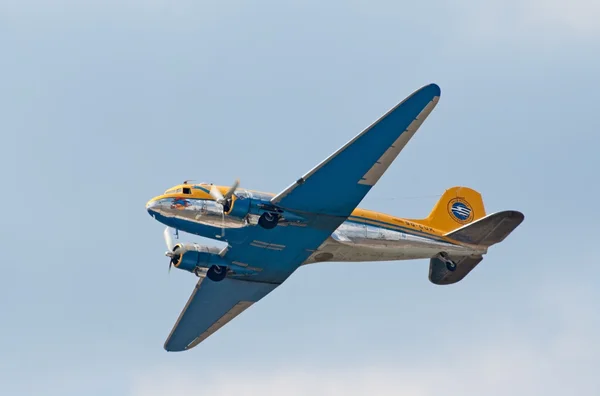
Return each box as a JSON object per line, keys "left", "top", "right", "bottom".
{"left": 422, "top": 82, "right": 441, "bottom": 98}
{"left": 163, "top": 342, "right": 187, "bottom": 352}
{"left": 163, "top": 341, "right": 180, "bottom": 352}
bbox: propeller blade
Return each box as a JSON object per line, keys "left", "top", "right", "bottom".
{"left": 209, "top": 184, "right": 225, "bottom": 204}
{"left": 221, "top": 211, "right": 225, "bottom": 237}
{"left": 223, "top": 179, "right": 240, "bottom": 201}
{"left": 163, "top": 227, "right": 175, "bottom": 251}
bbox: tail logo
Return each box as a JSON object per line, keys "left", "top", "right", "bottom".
{"left": 448, "top": 198, "right": 474, "bottom": 224}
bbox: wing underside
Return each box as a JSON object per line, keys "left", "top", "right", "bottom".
{"left": 164, "top": 277, "right": 279, "bottom": 351}
{"left": 271, "top": 83, "right": 441, "bottom": 217}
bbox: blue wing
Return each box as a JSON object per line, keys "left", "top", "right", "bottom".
{"left": 221, "top": 215, "right": 338, "bottom": 283}
{"left": 164, "top": 277, "right": 279, "bottom": 351}
{"left": 271, "top": 83, "right": 441, "bottom": 217}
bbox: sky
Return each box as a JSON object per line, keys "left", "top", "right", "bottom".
{"left": 2, "top": 0, "right": 600, "bottom": 395}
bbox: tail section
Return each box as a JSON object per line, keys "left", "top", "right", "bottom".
{"left": 429, "top": 210, "right": 524, "bottom": 285}
{"left": 410, "top": 186, "right": 486, "bottom": 233}
{"left": 418, "top": 188, "right": 524, "bottom": 286}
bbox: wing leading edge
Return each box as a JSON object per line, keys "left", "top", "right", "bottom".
{"left": 271, "top": 83, "right": 441, "bottom": 217}
{"left": 164, "top": 277, "right": 279, "bottom": 352}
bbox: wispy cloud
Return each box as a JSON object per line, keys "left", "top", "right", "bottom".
{"left": 453, "top": 0, "right": 600, "bottom": 44}
{"left": 4, "top": 0, "right": 600, "bottom": 38}
{"left": 521, "top": 0, "right": 600, "bottom": 35}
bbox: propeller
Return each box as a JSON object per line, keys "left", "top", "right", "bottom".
{"left": 223, "top": 179, "right": 239, "bottom": 201}
{"left": 163, "top": 227, "right": 180, "bottom": 273}
{"left": 209, "top": 179, "right": 239, "bottom": 237}
{"left": 209, "top": 179, "right": 239, "bottom": 206}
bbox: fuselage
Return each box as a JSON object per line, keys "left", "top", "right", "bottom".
{"left": 146, "top": 183, "right": 484, "bottom": 265}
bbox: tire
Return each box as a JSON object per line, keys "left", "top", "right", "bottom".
{"left": 207, "top": 265, "right": 227, "bottom": 282}
{"left": 258, "top": 212, "right": 279, "bottom": 229}
{"left": 446, "top": 260, "right": 457, "bottom": 272}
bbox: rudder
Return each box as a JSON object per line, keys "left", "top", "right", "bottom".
{"left": 410, "top": 186, "right": 486, "bottom": 233}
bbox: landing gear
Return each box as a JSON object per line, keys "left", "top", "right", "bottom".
{"left": 438, "top": 252, "right": 457, "bottom": 272}
{"left": 207, "top": 265, "right": 227, "bottom": 282}
{"left": 258, "top": 212, "right": 279, "bottom": 229}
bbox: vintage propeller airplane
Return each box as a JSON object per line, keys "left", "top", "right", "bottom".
{"left": 146, "top": 83, "right": 524, "bottom": 352}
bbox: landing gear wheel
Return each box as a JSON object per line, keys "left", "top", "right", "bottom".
{"left": 258, "top": 212, "right": 279, "bottom": 229}
{"left": 446, "top": 260, "right": 457, "bottom": 272}
{"left": 207, "top": 265, "right": 227, "bottom": 282}
{"left": 193, "top": 267, "right": 204, "bottom": 278}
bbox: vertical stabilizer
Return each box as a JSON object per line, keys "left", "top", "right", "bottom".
{"left": 409, "top": 186, "right": 486, "bottom": 233}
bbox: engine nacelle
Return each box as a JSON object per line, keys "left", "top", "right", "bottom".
{"left": 171, "top": 243, "right": 227, "bottom": 273}
{"left": 223, "top": 192, "right": 307, "bottom": 228}
{"left": 224, "top": 195, "right": 252, "bottom": 220}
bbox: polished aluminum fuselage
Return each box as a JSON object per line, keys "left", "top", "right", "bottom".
{"left": 147, "top": 191, "right": 484, "bottom": 265}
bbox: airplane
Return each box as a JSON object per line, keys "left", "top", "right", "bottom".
{"left": 145, "top": 83, "right": 524, "bottom": 352}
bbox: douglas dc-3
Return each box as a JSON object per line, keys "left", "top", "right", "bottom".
{"left": 146, "top": 83, "right": 524, "bottom": 352}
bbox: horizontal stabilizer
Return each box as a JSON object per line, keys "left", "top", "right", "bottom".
{"left": 429, "top": 254, "right": 484, "bottom": 285}
{"left": 444, "top": 210, "right": 524, "bottom": 247}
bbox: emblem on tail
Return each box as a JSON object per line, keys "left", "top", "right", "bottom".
{"left": 405, "top": 186, "right": 485, "bottom": 233}
{"left": 448, "top": 198, "right": 473, "bottom": 224}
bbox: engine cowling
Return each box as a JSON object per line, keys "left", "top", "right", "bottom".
{"left": 171, "top": 243, "right": 227, "bottom": 273}
{"left": 224, "top": 195, "right": 252, "bottom": 220}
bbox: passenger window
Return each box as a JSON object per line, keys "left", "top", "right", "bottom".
{"left": 183, "top": 187, "right": 191, "bottom": 194}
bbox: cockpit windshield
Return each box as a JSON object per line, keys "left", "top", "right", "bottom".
{"left": 164, "top": 186, "right": 192, "bottom": 195}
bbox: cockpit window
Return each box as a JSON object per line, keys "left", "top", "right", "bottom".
{"left": 183, "top": 187, "right": 191, "bottom": 194}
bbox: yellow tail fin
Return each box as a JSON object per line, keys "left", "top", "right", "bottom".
{"left": 411, "top": 187, "right": 486, "bottom": 233}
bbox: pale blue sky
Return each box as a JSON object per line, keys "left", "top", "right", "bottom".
{"left": 2, "top": 1, "right": 599, "bottom": 395}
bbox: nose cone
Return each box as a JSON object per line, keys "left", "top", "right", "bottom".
{"left": 146, "top": 197, "right": 161, "bottom": 216}
{"left": 146, "top": 197, "right": 180, "bottom": 229}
